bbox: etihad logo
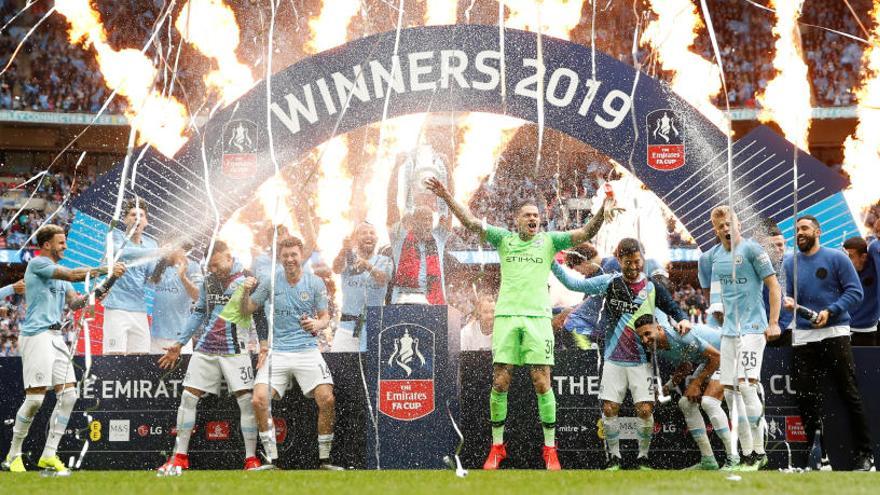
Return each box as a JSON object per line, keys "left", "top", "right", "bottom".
{"left": 505, "top": 256, "right": 544, "bottom": 264}
{"left": 607, "top": 298, "right": 641, "bottom": 314}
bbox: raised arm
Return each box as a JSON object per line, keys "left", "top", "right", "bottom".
{"left": 332, "top": 237, "right": 353, "bottom": 275}
{"left": 550, "top": 261, "right": 612, "bottom": 295}
{"left": 240, "top": 276, "right": 262, "bottom": 316}
{"left": 424, "top": 177, "right": 483, "bottom": 234}
{"left": 568, "top": 196, "right": 612, "bottom": 245}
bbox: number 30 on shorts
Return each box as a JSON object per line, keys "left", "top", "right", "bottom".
{"left": 239, "top": 366, "right": 254, "bottom": 382}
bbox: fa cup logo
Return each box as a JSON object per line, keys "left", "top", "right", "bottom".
{"left": 387, "top": 329, "right": 426, "bottom": 376}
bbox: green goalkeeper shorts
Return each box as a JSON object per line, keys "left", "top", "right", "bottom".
{"left": 492, "top": 316, "right": 554, "bottom": 366}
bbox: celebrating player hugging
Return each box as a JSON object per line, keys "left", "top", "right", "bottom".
{"left": 551, "top": 238, "right": 691, "bottom": 470}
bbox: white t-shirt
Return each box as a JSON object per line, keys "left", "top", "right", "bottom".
{"left": 793, "top": 325, "right": 850, "bottom": 346}
{"left": 460, "top": 319, "right": 492, "bottom": 351}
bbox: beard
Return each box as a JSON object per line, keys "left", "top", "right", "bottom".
{"left": 796, "top": 235, "right": 816, "bottom": 252}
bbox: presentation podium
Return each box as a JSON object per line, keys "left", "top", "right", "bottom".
{"left": 364, "top": 304, "right": 456, "bottom": 469}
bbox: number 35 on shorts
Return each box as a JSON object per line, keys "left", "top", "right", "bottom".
{"left": 740, "top": 351, "right": 757, "bottom": 370}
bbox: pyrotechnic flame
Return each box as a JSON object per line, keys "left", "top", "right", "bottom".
{"left": 757, "top": 0, "right": 812, "bottom": 151}
{"left": 257, "top": 173, "right": 297, "bottom": 234}
{"left": 175, "top": 0, "right": 255, "bottom": 106}
{"left": 304, "top": 0, "right": 361, "bottom": 53}
{"left": 641, "top": 0, "right": 726, "bottom": 130}
{"left": 218, "top": 210, "right": 256, "bottom": 268}
{"left": 453, "top": 1, "right": 584, "bottom": 208}
{"left": 504, "top": 0, "right": 585, "bottom": 39}
{"left": 425, "top": 0, "right": 458, "bottom": 25}
{"left": 453, "top": 113, "right": 523, "bottom": 203}
{"left": 315, "top": 136, "right": 353, "bottom": 262}
{"left": 55, "top": 0, "right": 188, "bottom": 157}
{"left": 842, "top": 1, "right": 880, "bottom": 234}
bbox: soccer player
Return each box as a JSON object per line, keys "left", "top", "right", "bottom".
{"left": 331, "top": 222, "right": 392, "bottom": 352}
{"left": 760, "top": 223, "right": 793, "bottom": 347}
{"left": 240, "top": 236, "right": 340, "bottom": 469}
{"left": 427, "top": 176, "right": 613, "bottom": 471}
{"left": 634, "top": 315, "right": 738, "bottom": 470}
{"left": 2, "top": 225, "right": 125, "bottom": 474}
{"left": 842, "top": 236, "right": 880, "bottom": 346}
{"left": 698, "top": 206, "right": 781, "bottom": 470}
{"left": 103, "top": 198, "right": 162, "bottom": 355}
{"left": 148, "top": 246, "right": 202, "bottom": 353}
{"left": 157, "top": 241, "right": 263, "bottom": 473}
{"left": 551, "top": 238, "right": 691, "bottom": 470}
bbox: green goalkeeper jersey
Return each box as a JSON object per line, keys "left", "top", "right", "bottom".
{"left": 485, "top": 225, "right": 573, "bottom": 318}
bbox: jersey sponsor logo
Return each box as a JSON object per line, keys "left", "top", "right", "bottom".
{"left": 607, "top": 298, "right": 641, "bottom": 314}
{"left": 378, "top": 324, "right": 435, "bottom": 421}
{"left": 109, "top": 419, "right": 130, "bottom": 442}
{"left": 220, "top": 119, "right": 260, "bottom": 179}
{"left": 206, "top": 293, "right": 232, "bottom": 305}
{"left": 646, "top": 109, "right": 685, "bottom": 170}
{"left": 206, "top": 420, "right": 231, "bottom": 440}
{"left": 718, "top": 274, "right": 748, "bottom": 285}
{"left": 504, "top": 255, "right": 545, "bottom": 264}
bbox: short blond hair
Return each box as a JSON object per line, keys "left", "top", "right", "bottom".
{"left": 711, "top": 206, "right": 737, "bottom": 223}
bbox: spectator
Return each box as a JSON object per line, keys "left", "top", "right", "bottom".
{"left": 460, "top": 295, "right": 495, "bottom": 351}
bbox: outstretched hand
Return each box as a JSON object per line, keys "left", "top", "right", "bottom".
{"left": 602, "top": 196, "right": 625, "bottom": 223}
{"left": 424, "top": 177, "right": 450, "bottom": 200}
{"left": 158, "top": 344, "right": 182, "bottom": 369}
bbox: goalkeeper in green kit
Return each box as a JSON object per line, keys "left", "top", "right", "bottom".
{"left": 426, "top": 177, "right": 616, "bottom": 470}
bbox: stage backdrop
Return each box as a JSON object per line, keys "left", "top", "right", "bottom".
{"left": 66, "top": 24, "right": 856, "bottom": 271}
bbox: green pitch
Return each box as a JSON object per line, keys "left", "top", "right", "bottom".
{"left": 2, "top": 470, "right": 877, "bottom": 495}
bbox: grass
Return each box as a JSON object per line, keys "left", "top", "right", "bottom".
{"left": 2, "top": 470, "right": 878, "bottom": 495}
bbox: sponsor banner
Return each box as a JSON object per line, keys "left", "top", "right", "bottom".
{"left": 0, "top": 110, "right": 129, "bottom": 126}
{"left": 108, "top": 419, "right": 131, "bottom": 442}
{"left": 785, "top": 416, "right": 808, "bottom": 443}
{"left": 366, "top": 305, "right": 456, "bottom": 469}
{"left": 461, "top": 348, "right": 880, "bottom": 470}
{"left": 0, "top": 354, "right": 366, "bottom": 470}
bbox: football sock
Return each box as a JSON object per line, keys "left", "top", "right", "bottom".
{"left": 318, "top": 434, "right": 334, "bottom": 461}
{"left": 742, "top": 384, "right": 766, "bottom": 455}
{"left": 680, "top": 396, "right": 712, "bottom": 457}
{"left": 537, "top": 390, "right": 557, "bottom": 447}
{"left": 42, "top": 387, "right": 77, "bottom": 459}
{"left": 489, "top": 389, "right": 508, "bottom": 445}
{"left": 236, "top": 393, "right": 258, "bottom": 459}
{"left": 603, "top": 415, "right": 621, "bottom": 457}
{"left": 9, "top": 394, "right": 44, "bottom": 458}
{"left": 638, "top": 414, "right": 654, "bottom": 458}
{"left": 702, "top": 395, "right": 735, "bottom": 459}
{"left": 174, "top": 390, "right": 200, "bottom": 455}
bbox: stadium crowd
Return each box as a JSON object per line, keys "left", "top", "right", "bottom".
{"left": 0, "top": 0, "right": 874, "bottom": 113}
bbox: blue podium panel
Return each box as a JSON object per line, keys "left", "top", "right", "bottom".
{"left": 365, "top": 305, "right": 455, "bottom": 469}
